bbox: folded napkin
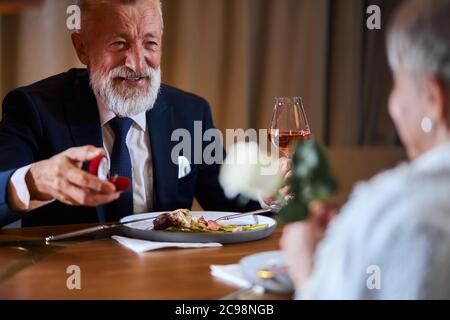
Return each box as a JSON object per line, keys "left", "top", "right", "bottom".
{"left": 210, "top": 264, "right": 252, "bottom": 288}
{"left": 112, "top": 235, "right": 222, "bottom": 253}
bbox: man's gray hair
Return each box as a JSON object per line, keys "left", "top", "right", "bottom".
{"left": 77, "top": 0, "right": 163, "bottom": 27}
{"left": 387, "top": 0, "right": 450, "bottom": 89}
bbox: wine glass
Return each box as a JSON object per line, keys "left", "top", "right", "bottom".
{"left": 268, "top": 97, "right": 311, "bottom": 157}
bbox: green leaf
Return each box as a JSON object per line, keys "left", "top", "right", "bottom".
{"left": 278, "top": 139, "right": 338, "bottom": 224}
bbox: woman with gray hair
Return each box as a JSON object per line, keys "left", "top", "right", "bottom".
{"left": 281, "top": 0, "right": 450, "bottom": 299}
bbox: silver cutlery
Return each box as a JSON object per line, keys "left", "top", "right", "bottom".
{"left": 44, "top": 214, "right": 163, "bottom": 242}
{"left": 218, "top": 267, "right": 284, "bottom": 300}
{"left": 46, "top": 206, "right": 279, "bottom": 242}
{"left": 214, "top": 205, "right": 279, "bottom": 223}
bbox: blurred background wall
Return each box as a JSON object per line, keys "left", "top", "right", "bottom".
{"left": 0, "top": 0, "right": 403, "bottom": 147}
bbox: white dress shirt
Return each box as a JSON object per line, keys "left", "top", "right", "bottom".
{"left": 97, "top": 99, "right": 153, "bottom": 214}
{"left": 9, "top": 99, "right": 154, "bottom": 215}
{"left": 299, "top": 142, "right": 450, "bottom": 299}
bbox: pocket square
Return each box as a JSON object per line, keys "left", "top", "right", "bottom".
{"left": 178, "top": 156, "right": 191, "bottom": 179}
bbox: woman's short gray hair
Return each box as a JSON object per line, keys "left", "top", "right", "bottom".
{"left": 387, "top": 0, "right": 450, "bottom": 88}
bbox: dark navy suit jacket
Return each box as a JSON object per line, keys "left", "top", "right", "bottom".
{"left": 0, "top": 69, "right": 259, "bottom": 227}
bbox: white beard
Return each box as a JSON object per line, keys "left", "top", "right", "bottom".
{"left": 90, "top": 65, "right": 161, "bottom": 117}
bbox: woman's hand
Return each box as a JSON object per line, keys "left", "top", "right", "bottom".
{"left": 280, "top": 202, "right": 339, "bottom": 288}
{"left": 262, "top": 157, "right": 292, "bottom": 206}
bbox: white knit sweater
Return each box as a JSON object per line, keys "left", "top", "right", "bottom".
{"left": 299, "top": 142, "right": 450, "bottom": 300}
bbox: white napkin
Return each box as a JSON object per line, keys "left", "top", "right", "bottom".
{"left": 112, "top": 235, "right": 222, "bottom": 254}
{"left": 210, "top": 264, "right": 252, "bottom": 288}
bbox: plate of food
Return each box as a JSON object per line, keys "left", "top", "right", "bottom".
{"left": 120, "top": 209, "right": 277, "bottom": 244}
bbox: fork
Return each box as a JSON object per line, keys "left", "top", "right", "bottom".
{"left": 214, "top": 205, "right": 280, "bottom": 223}
{"left": 218, "top": 267, "right": 285, "bottom": 300}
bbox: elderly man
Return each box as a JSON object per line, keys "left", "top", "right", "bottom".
{"left": 0, "top": 0, "right": 271, "bottom": 227}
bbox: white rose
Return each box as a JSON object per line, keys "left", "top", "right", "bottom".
{"left": 219, "top": 142, "right": 283, "bottom": 200}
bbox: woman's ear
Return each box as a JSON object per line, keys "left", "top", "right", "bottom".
{"left": 71, "top": 32, "right": 89, "bottom": 66}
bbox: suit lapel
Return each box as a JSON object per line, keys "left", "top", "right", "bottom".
{"left": 64, "top": 71, "right": 105, "bottom": 222}
{"left": 65, "top": 72, "right": 103, "bottom": 149}
{"left": 147, "top": 91, "right": 178, "bottom": 211}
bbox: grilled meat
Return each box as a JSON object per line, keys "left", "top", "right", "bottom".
{"left": 153, "top": 209, "right": 192, "bottom": 230}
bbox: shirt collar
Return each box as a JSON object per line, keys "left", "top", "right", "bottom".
{"left": 96, "top": 96, "right": 147, "bottom": 131}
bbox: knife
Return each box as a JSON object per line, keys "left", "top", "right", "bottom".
{"left": 45, "top": 214, "right": 162, "bottom": 242}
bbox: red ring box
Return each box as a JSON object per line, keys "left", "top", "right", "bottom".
{"left": 88, "top": 155, "right": 131, "bottom": 192}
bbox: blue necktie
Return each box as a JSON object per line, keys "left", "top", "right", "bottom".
{"left": 106, "top": 117, "right": 134, "bottom": 221}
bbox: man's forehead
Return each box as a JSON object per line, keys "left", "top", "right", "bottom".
{"left": 82, "top": 0, "right": 159, "bottom": 18}
{"left": 79, "top": 0, "right": 158, "bottom": 12}
{"left": 81, "top": 0, "right": 162, "bottom": 36}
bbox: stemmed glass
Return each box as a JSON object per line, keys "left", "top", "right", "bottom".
{"left": 268, "top": 97, "right": 311, "bottom": 157}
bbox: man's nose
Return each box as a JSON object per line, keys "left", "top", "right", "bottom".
{"left": 124, "top": 45, "right": 146, "bottom": 74}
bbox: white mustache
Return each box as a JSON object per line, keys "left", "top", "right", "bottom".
{"left": 90, "top": 64, "right": 161, "bottom": 117}
{"left": 109, "top": 66, "right": 153, "bottom": 80}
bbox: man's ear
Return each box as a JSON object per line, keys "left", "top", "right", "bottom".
{"left": 423, "top": 75, "right": 448, "bottom": 124}
{"left": 71, "top": 32, "right": 89, "bottom": 66}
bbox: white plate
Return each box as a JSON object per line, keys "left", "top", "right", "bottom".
{"left": 120, "top": 211, "right": 277, "bottom": 244}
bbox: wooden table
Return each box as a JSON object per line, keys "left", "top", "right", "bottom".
{"left": 0, "top": 223, "right": 289, "bottom": 300}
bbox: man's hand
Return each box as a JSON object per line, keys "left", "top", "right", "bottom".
{"left": 280, "top": 202, "right": 339, "bottom": 289}
{"left": 24, "top": 145, "right": 119, "bottom": 207}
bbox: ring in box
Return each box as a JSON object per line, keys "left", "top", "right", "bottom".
{"left": 88, "top": 155, "right": 131, "bottom": 192}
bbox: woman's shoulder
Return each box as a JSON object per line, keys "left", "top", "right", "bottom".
{"left": 349, "top": 157, "right": 450, "bottom": 207}
{"left": 335, "top": 160, "right": 450, "bottom": 239}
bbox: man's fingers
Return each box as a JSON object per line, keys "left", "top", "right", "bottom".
{"left": 83, "top": 191, "right": 121, "bottom": 207}
{"left": 53, "top": 189, "right": 80, "bottom": 206}
{"left": 66, "top": 166, "right": 116, "bottom": 193}
{"left": 60, "top": 181, "right": 120, "bottom": 207}
{"left": 64, "top": 145, "right": 104, "bottom": 162}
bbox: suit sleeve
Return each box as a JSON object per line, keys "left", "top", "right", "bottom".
{"left": 194, "top": 99, "right": 260, "bottom": 212}
{"left": 0, "top": 90, "right": 42, "bottom": 227}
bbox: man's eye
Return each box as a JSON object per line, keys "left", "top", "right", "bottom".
{"left": 112, "top": 41, "right": 127, "bottom": 48}
{"left": 145, "top": 41, "right": 158, "bottom": 49}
